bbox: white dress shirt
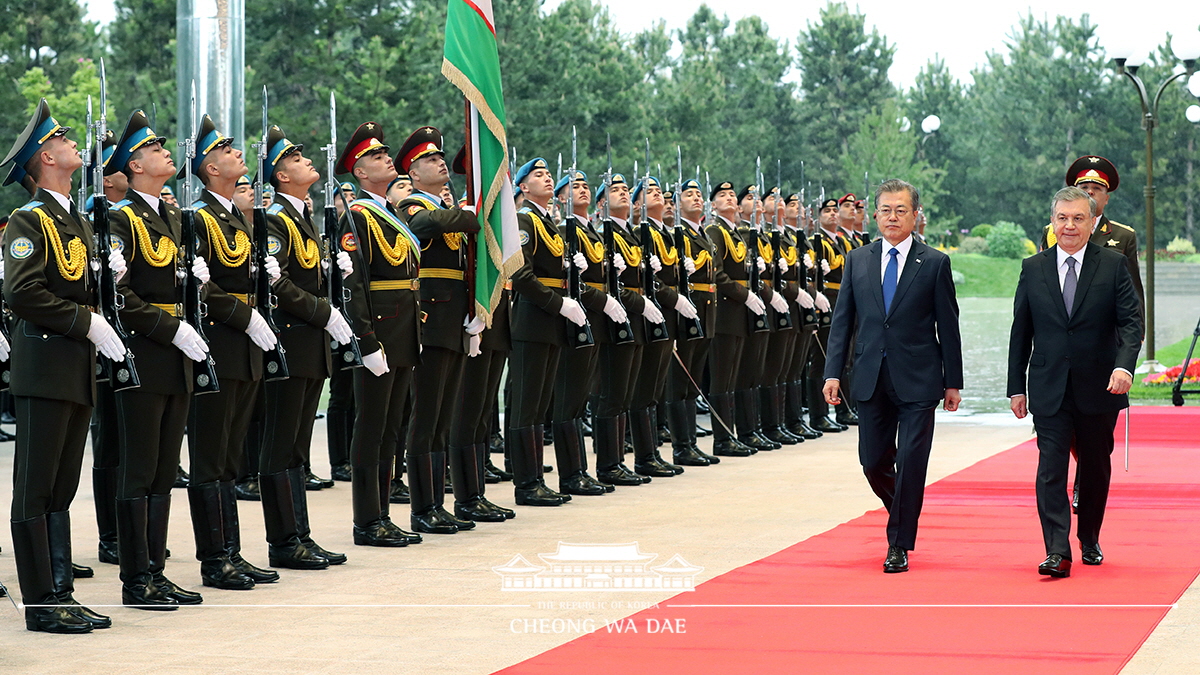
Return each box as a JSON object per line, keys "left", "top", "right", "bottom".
{"left": 133, "top": 189, "right": 162, "bottom": 215}
{"left": 880, "top": 235, "right": 913, "bottom": 284}
{"left": 1055, "top": 244, "right": 1086, "bottom": 293}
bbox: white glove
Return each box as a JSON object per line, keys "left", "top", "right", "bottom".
{"left": 769, "top": 292, "right": 789, "bottom": 313}
{"left": 362, "top": 348, "right": 389, "bottom": 376}
{"left": 820, "top": 259, "right": 831, "bottom": 275}
{"left": 464, "top": 315, "right": 487, "bottom": 335}
{"left": 744, "top": 293, "right": 766, "bottom": 316}
{"left": 649, "top": 254, "right": 662, "bottom": 273}
{"left": 777, "top": 257, "right": 788, "bottom": 273}
{"left": 795, "top": 288, "right": 815, "bottom": 310}
{"left": 642, "top": 301, "right": 665, "bottom": 324}
{"left": 804, "top": 255, "right": 815, "bottom": 270}
{"left": 468, "top": 332, "right": 481, "bottom": 357}
{"left": 674, "top": 296, "right": 698, "bottom": 320}
{"left": 0, "top": 258, "right": 5, "bottom": 281}
{"left": 815, "top": 292, "right": 831, "bottom": 313}
{"left": 0, "top": 330, "right": 9, "bottom": 362}
{"left": 108, "top": 248, "right": 127, "bottom": 283}
{"left": 603, "top": 295, "right": 628, "bottom": 323}
{"left": 336, "top": 250, "right": 353, "bottom": 279}
{"left": 172, "top": 322, "right": 209, "bottom": 362}
{"left": 192, "top": 256, "right": 211, "bottom": 285}
{"left": 683, "top": 257, "right": 695, "bottom": 275}
{"left": 563, "top": 251, "right": 588, "bottom": 273}
{"left": 756, "top": 256, "right": 767, "bottom": 273}
{"left": 86, "top": 312, "right": 126, "bottom": 362}
{"left": 325, "top": 310, "right": 353, "bottom": 345}
{"left": 613, "top": 253, "right": 627, "bottom": 275}
{"left": 265, "top": 255, "right": 281, "bottom": 286}
{"left": 245, "top": 311, "right": 278, "bottom": 351}
{"left": 558, "top": 297, "right": 587, "bottom": 326}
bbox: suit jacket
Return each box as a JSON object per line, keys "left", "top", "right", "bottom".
{"left": 265, "top": 197, "right": 332, "bottom": 380}
{"left": 824, "top": 238, "right": 963, "bottom": 403}
{"left": 1041, "top": 215, "right": 1145, "bottom": 335}
{"left": 1007, "top": 242, "right": 1141, "bottom": 417}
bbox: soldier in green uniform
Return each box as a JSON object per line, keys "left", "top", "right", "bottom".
{"left": 3, "top": 100, "right": 117, "bottom": 633}
{"left": 809, "top": 197, "right": 847, "bottom": 433}
{"left": 781, "top": 192, "right": 823, "bottom": 440}
{"left": 107, "top": 110, "right": 209, "bottom": 608}
{"left": 183, "top": 114, "right": 280, "bottom": 589}
{"left": 758, "top": 187, "right": 805, "bottom": 446}
{"left": 257, "top": 125, "right": 352, "bottom": 568}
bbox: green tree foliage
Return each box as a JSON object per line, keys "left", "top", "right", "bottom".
{"left": 105, "top": 0, "right": 176, "bottom": 136}
{"left": 985, "top": 221, "right": 1028, "bottom": 259}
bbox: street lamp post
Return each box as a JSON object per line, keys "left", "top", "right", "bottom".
{"left": 1113, "top": 53, "right": 1197, "bottom": 371}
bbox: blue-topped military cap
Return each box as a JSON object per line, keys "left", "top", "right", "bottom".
{"left": 554, "top": 170, "right": 588, "bottom": 197}
{"left": 160, "top": 184, "right": 174, "bottom": 197}
{"left": 339, "top": 181, "right": 357, "bottom": 193}
{"left": 111, "top": 110, "right": 164, "bottom": 175}
{"left": 177, "top": 113, "right": 234, "bottom": 179}
{"left": 631, "top": 176, "right": 660, "bottom": 203}
{"left": 236, "top": 174, "right": 252, "bottom": 188}
{"left": 262, "top": 125, "right": 303, "bottom": 184}
{"left": 83, "top": 129, "right": 118, "bottom": 177}
{"left": 594, "top": 173, "right": 627, "bottom": 203}
{"left": 513, "top": 157, "right": 548, "bottom": 189}
{"left": 2, "top": 99, "right": 71, "bottom": 186}
{"left": 678, "top": 178, "right": 702, "bottom": 194}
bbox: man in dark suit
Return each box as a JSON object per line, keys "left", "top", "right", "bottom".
{"left": 823, "top": 179, "right": 963, "bottom": 574}
{"left": 1008, "top": 186, "right": 1141, "bottom": 578}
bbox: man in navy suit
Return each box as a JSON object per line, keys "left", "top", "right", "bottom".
{"left": 823, "top": 179, "right": 963, "bottom": 573}
{"left": 1008, "top": 186, "right": 1141, "bottom": 578}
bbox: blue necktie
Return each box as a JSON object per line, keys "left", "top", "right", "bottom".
{"left": 883, "top": 248, "right": 899, "bottom": 313}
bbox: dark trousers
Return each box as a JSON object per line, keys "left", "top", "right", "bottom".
{"left": 406, "top": 346, "right": 466, "bottom": 457}
{"left": 708, "top": 333, "right": 744, "bottom": 395}
{"left": 11, "top": 396, "right": 91, "bottom": 520}
{"left": 667, "top": 336, "right": 710, "bottom": 402}
{"left": 1033, "top": 383, "right": 1119, "bottom": 560}
{"left": 352, "top": 365, "right": 413, "bottom": 469}
{"left": 261, "top": 376, "right": 325, "bottom": 474}
{"left": 736, "top": 330, "right": 770, "bottom": 390}
{"left": 554, "top": 343, "right": 598, "bottom": 423}
{"left": 189, "top": 378, "right": 260, "bottom": 484}
{"left": 327, "top": 365, "right": 355, "bottom": 466}
{"left": 631, "top": 339, "right": 672, "bottom": 411}
{"left": 453, "top": 348, "right": 507, "bottom": 446}
{"left": 788, "top": 326, "right": 815, "bottom": 381}
{"left": 509, "top": 340, "right": 560, "bottom": 428}
{"left": 765, "top": 329, "right": 796, "bottom": 386}
{"left": 597, "top": 342, "right": 642, "bottom": 419}
{"left": 856, "top": 359, "right": 937, "bottom": 551}
{"left": 90, "top": 382, "right": 120, "bottom": 470}
{"left": 115, "top": 389, "right": 190, "bottom": 498}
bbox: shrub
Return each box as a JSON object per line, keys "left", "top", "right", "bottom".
{"left": 1167, "top": 236, "right": 1196, "bottom": 255}
{"left": 958, "top": 237, "right": 989, "bottom": 255}
{"left": 970, "top": 224, "right": 993, "bottom": 239}
{"left": 986, "top": 221, "right": 1027, "bottom": 259}
{"left": 1023, "top": 239, "right": 1038, "bottom": 256}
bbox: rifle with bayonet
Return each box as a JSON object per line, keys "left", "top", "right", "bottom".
{"left": 813, "top": 186, "right": 831, "bottom": 328}
{"left": 673, "top": 146, "right": 702, "bottom": 341}
{"left": 770, "top": 159, "right": 792, "bottom": 330}
{"left": 862, "top": 171, "right": 872, "bottom": 244}
{"left": 180, "top": 81, "right": 221, "bottom": 393}
{"left": 563, "top": 129, "right": 594, "bottom": 349}
{"left": 601, "top": 135, "right": 634, "bottom": 345}
{"left": 90, "top": 63, "right": 141, "bottom": 391}
{"left": 252, "top": 86, "right": 289, "bottom": 381}
{"left": 323, "top": 91, "right": 363, "bottom": 370}
{"left": 639, "top": 140, "right": 668, "bottom": 343}
{"left": 745, "top": 158, "right": 768, "bottom": 334}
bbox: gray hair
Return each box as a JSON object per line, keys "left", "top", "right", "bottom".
{"left": 874, "top": 179, "right": 920, "bottom": 212}
{"left": 1051, "top": 186, "right": 1097, "bottom": 218}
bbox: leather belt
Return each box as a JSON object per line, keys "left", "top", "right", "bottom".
{"left": 418, "top": 268, "right": 465, "bottom": 281}
{"left": 626, "top": 287, "right": 644, "bottom": 295}
{"left": 690, "top": 283, "right": 715, "bottom": 293}
{"left": 735, "top": 280, "right": 749, "bottom": 287}
{"left": 824, "top": 282, "right": 841, "bottom": 290}
{"left": 151, "top": 302, "right": 182, "bottom": 317}
{"left": 230, "top": 293, "right": 256, "bottom": 307}
{"left": 370, "top": 279, "right": 419, "bottom": 291}
{"left": 585, "top": 282, "right": 605, "bottom": 291}
{"left": 536, "top": 277, "right": 567, "bottom": 289}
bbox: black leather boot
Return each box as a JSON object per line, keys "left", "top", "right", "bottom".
{"left": 575, "top": 418, "right": 614, "bottom": 492}
{"left": 510, "top": 426, "right": 564, "bottom": 506}
{"left": 326, "top": 409, "right": 353, "bottom": 482}
{"left": 808, "top": 374, "right": 845, "bottom": 432}
{"left": 667, "top": 400, "right": 709, "bottom": 466}
{"left": 786, "top": 381, "right": 822, "bottom": 439}
{"left": 46, "top": 511, "right": 110, "bottom": 628}
{"left": 739, "top": 389, "right": 780, "bottom": 450}
{"left": 174, "top": 465, "right": 190, "bottom": 489}
{"left": 451, "top": 443, "right": 508, "bottom": 521}
{"left": 115, "top": 497, "right": 177, "bottom": 610}
{"left": 234, "top": 474, "right": 261, "bottom": 501}
{"left": 351, "top": 464, "right": 412, "bottom": 547}
{"left": 409, "top": 452, "right": 461, "bottom": 534}
{"left": 188, "top": 482, "right": 255, "bottom": 590}
{"left": 595, "top": 416, "right": 645, "bottom": 485}
{"left": 260, "top": 471, "right": 328, "bottom": 570}
{"left": 12, "top": 515, "right": 92, "bottom": 633}
{"left": 632, "top": 407, "right": 679, "bottom": 477}
{"left": 93, "top": 467, "right": 119, "bottom": 565}
{"left": 710, "top": 393, "right": 753, "bottom": 457}
{"left": 686, "top": 398, "right": 719, "bottom": 464}
{"left": 147, "top": 493, "right": 202, "bottom": 604}
{"left": 219, "top": 481, "right": 278, "bottom": 583}
{"left": 835, "top": 399, "right": 859, "bottom": 426}
{"left": 286, "top": 465, "right": 346, "bottom": 564}
{"left": 762, "top": 385, "right": 803, "bottom": 445}
{"left": 379, "top": 460, "right": 424, "bottom": 544}
{"left": 554, "top": 419, "right": 606, "bottom": 496}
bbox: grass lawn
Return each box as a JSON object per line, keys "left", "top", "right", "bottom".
{"left": 1131, "top": 335, "right": 1200, "bottom": 401}
{"left": 948, "top": 253, "right": 1021, "bottom": 298}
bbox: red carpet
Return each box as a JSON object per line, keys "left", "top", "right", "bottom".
{"left": 496, "top": 407, "right": 1200, "bottom": 674}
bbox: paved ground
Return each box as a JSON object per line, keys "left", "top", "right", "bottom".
{"left": 0, "top": 410, "right": 1194, "bottom": 673}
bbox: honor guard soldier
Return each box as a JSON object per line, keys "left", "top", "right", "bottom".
{"left": 664, "top": 178, "right": 720, "bottom": 466}
{"left": 809, "top": 197, "right": 848, "bottom": 433}
{"left": 387, "top": 173, "right": 413, "bottom": 206}
{"left": 3, "top": 100, "right": 118, "bottom": 633}
{"left": 758, "top": 187, "right": 805, "bottom": 446}
{"left": 106, "top": 110, "right": 211, "bottom": 609}
{"left": 335, "top": 121, "right": 423, "bottom": 547}
{"left": 630, "top": 175, "right": 690, "bottom": 476}
{"left": 183, "top": 114, "right": 281, "bottom": 589}
{"left": 257, "top": 125, "right": 352, "bottom": 568}
{"left": 392, "top": 126, "right": 486, "bottom": 533}
{"left": 853, "top": 199, "right": 870, "bottom": 245}
{"left": 508, "top": 157, "right": 591, "bottom": 505}
{"left": 159, "top": 183, "right": 178, "bottom": 207}
{"left": 781, "top": 193, "right": 823, "bottom": 441}
{"left": 326, "top": 177, "right": 363, "bottom": 484}
{"left": 706, "top": 181, "right": 765, "bottom": 457}
{"left": 837, "top": 193, "right": 861, "bottom": 252}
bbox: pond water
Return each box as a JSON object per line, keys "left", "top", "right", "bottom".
{"left": 958, "top": 297, "right": 1017, "bottom": 414}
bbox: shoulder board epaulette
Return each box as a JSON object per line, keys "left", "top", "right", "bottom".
{"left": 1110, "top": 220, "right": 1135, "bottom": 233}
{"left": 267, "top": 203, "right": 285, "bottom": 215}
{"left": 518, "top": 206, "right": 532, "bottom": 215}
{"left": 113, "top": 199, "right": 132, "bottom": 209}
{"left": 17, "top": 200, "right": 44, "bottom": 212}
{"left": 407, "top": 194, "right": 442, "bottom": 211}
{"left": 191, "top": 200, "right": 207, "bottom": 209}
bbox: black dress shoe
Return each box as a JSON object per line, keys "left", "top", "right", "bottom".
{"left": 72, "top": 562, "right": 94, "bottom": 578}
{"left": 1081, "top": 544, "right": 1103, "bottom": 566}
{"left": 174, "top": 466, "right": 190, "bottom": 489}
{"left": 788, "top": 420, "right": 822, "bottom": 439}
{"left": 711, "top": 439, "right": 753, "bottom": 457}
{"left": 634, "top": 457, "right": 678, "bottom": 478}
{"left": 836, "top": 411, "right": 859, "bottom": 426}
{"left": 810, "top": 416, "right": 844, "bottom": 433}
{"left": 560, "top": 472, "right": 608, "bottom": 496}
{"left": 268, "top": 541, "right": 331, "bottom": 570}
{"left": 301, "top": 536, "right": 347, "bottom": 565}
{"left": 486, "top": 456, "right": 512, "bottom": 482}
{"left": 1038, "top": 553, "right": 1072, "bottom": 578}
{"left": 200, "top": 556, "right": 256, "bottom": 589}
{"left": 306, "top": 469, "right": 334, "bottom": 490}
{"left": 598, "top": 464, "right": 649, "bottom": 485}
{"left": 579, "top": 472, "right": 614, "bottom": 493}
{"left": 331, "top": 462, "right": 353, "bottom": 482}
{"left": 883, "top": 546, "right": 909, "bottom": 573}
{"left": 695, "top": 424, "right": 711, "bottom": 437}
{"left": 695, "top": 397, "right": 710, "bottom": 414}
{"left": 57, "top": 594, "right": 112, "bottom": 628}
{"left": 389, "top": 478, "right": 410, "bottom": 504}
{"left": 353, "top": 521, "right": 410, "bottom": 547}
{"left": 230, "top": 553, "right": 279, "bottom": 583}
{"left": 379, "top": 517, "right": 423, "bottom": 545}
{"left": 25, "top": 606, "right": 92, "bottom": 634}
{"left": 673, "top": 446, "right": 711, "bottom": 467}
{"left": 234, "top": 478, "right": 261, "bottom": 501}
{"left": 435, "top": 505, "right": 475, "bottom": 530}
{"left": 411, "top": 508, "right": 460, "bottom": 534}
{"left": 98, "top": 539, "right": 119, "bottom": 565}
{"left": 152, "top": 572, "right": 204, "bottom": 604}
{"left": 514, "top": 481, "right": 566, "bottom": 506}
{"left": 122, "top": 580, "right": 179, "bottom": 611}
{"left": 454, "top": 497, "right": 509, "bottom": 522}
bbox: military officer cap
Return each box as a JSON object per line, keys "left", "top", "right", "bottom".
{"left": 262, "top": 125, "right": 303, "bottom": 184}
{"left": 1065, "top": 155, "right": 1119, "bottom": 192}
{"left": 236, "top": 174, "right": 251, "bottom": 188}
{"left": 335, "top": 121, "right": 388, "bottom": 176}
{"left": 7, "top": 165, "right": 35, "bottom": 195}
{"left": 737, "top": 184, "right": 756, "bottom": 202}
{"left": 854, "top": 199, "right": 864, "bottom": 208}
{"left": 395, "top": 126, "right": 443, "bottom": 174}
{"left": 662, "top": 188, "right": 674, "bottom": 201}
{"left": 84, "top": 129, "right": 118, "bottom": 177}
{"left": 838, "top": 192, "right": 856, "bottom": 206}
{"left": 160, "top": 184, "right": 174, "bottom": 198}
{"left": 388, "top": 175, "right": 412, "bottom": 192}
{"left": 679, "top": 178, "right": 702, "bottom": 194}
{"left": 594, "top": 173, "right": 627, "bottom": 202}
{"left": 2, "top": 99, "right": 70, "bottom": 186}
{"left": 339, "top": 181, "right": 357, "bottom": 193}
{"left": 631, "top": 176, "right": 660, "bottom": 203}
{"left": 709, "top": 180, "right": 735, "bottom": 201}
{"left": 111, "top": 110, "right": 166, "bottom": 175}
{"left": 513, "top": 157, "right": 548, "bottom": 189}
{"left": 263, "top": 185, "right": 275, "bottom": 199}
{"left": 819, "top": 198, "right": 839, "bottom": 210}
{"left": 177, "top": 113, "right": 233, "bottom": 179}
{"left": 785, "top": 192, "right": 801, "bottom": 205}
{"left": 554, "top": 170, "right": 588, "bottom": 197}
